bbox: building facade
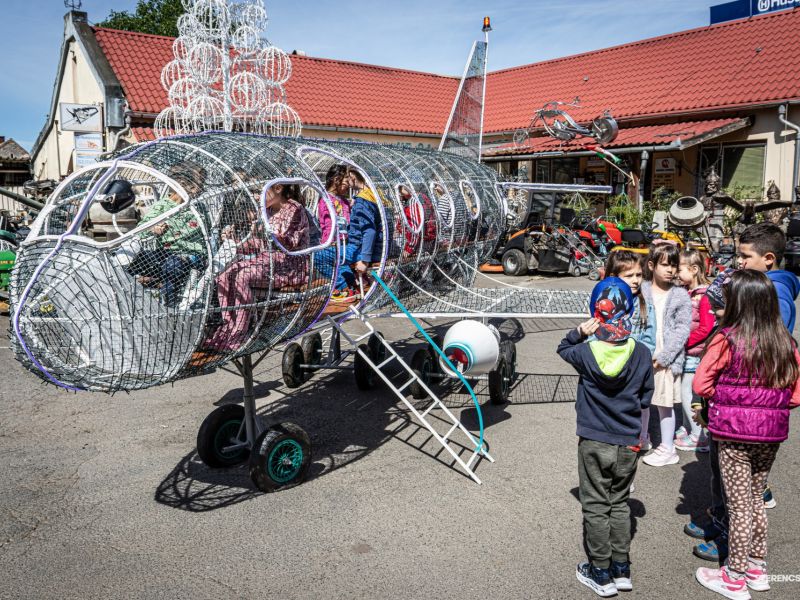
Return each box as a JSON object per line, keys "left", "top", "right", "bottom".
{"left": 32, "top": 9, "right": 800, "bottom": 210}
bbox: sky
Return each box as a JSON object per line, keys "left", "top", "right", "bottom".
{"left": 0, "top": 0, "right": 724, "bottom": 152}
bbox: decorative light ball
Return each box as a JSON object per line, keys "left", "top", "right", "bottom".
{"left": 229, "top": 71, "right": 266, "bottom": 112}
{"left": 191, "top": 0, "right": 230, "bottom": 40}
{"left": 260, "top": 46, "right": 292, "bottom": 85}
{"left": 234, "top": 2, "right": 267, "bottom": 30}
{"left": 186, "top": 95, "right": 226, "bottom": 131}
{"left": 168, "top": 77, "right": 203, "bottom": 108}
{"left": 259, "top": 102, "right": 302, "bottom": 138}
{"left": 153, "top": 106, "right": 186, "bottom": 138}
{"left": 176, "top": 13, "right": 202, "bottom": 38}
{"left": 231, "top": 25, "right": 262, "bottom": 56}
{"left": 231, "top": 54, "right": 260, "bottom": 76}
{"left": 263, "top": 84, "right": 287, "bottom": 106}
{"left": 172, "top": 36, "right": 195, "bottom": 61}
{"left": 160, "top": 59, "right": 188, "bottom": 92}
{"left": 181, "top": 0, "right": 197, "bottom": 10}
{"left": 188, "top": 42, "right": 223, "bottom": 85}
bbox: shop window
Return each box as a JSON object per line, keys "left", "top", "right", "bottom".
{"left": 700, "top": 143, "right": 765, "bottom": 194}
{"left": 534, "top": 158, "right": 580, "bottom": 184}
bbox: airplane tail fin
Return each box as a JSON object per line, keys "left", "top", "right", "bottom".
{"left": 438, "top": 18, "right": 491, "bottom": 161}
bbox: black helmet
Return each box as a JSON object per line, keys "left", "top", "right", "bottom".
{"left": 99, "top": 179, "right": 135, "bottom": 214}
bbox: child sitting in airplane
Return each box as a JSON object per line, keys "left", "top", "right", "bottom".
{"left": 315, "top": 164, "right": 357, "bottom": 303}
{"left": 127, "top": 163, "right": 208, "bottom": 306}
{"left": 345, "top": 168, "right": 384, "bottom": 287}
{"left": 204, "top": 183, "right": 310, "bottom": 352}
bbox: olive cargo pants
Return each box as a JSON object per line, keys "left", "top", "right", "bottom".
{"left": 578, "top": 438, "right": 638, "bottom": 569}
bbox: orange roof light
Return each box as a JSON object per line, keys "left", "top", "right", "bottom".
{"left": 483, "top": 16, "right": 492, "bottom": 32}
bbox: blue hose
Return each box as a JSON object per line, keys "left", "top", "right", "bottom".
{"left": 369, "top": 271, "right": 485, "bottom": 453}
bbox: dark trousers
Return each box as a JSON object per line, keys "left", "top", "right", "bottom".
{"left": 578, "top": 438, "right": 638, "bottom": 569}
{"left": 128, "top": 249, "right": 205, "bottom": 306}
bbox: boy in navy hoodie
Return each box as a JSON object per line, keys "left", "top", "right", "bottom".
{"left": 738, "top": 222, "right": 800, "bottom": 332}
{"left": 558, "top": 278, "right": 654, "bottom": 597}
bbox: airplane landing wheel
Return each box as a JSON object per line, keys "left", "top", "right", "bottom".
{"left": 249, "top": 423, "right": 312, "bottom": 493}
{"left": 282, "top": 342, "right": 305, "bottom": 388}
{"left": 488, "top": 354, "right": 511, "bottom": 405}
{"left": 300, "top": 333, "right": 322, "bottom": 382}
{"left": 501, "top": 340, "right": 518, "bottom": 389}
{"left": 409, "top": 348, "right": 433, "bottom": 400}
{"left": 197, "top": 404, "right": 249, "bottom": 468}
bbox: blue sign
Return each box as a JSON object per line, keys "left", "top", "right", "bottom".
{"left": 711, "top": 0, "right": 800, "bottom": 24}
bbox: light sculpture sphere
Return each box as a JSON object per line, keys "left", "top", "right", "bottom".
{"left": 260, "top": 46, "right": 292, "bottom": 85}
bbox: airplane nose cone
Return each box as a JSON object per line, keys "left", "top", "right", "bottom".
{"left": 10, "top": 239, "right": 203, "bottom": 392}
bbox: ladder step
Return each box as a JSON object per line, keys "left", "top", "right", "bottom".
{"left": 376, "top": 355, "right": 396, "bottom": 369}
{"left": 442, "top": 421, "right": 460, "bottom": 442}
{"left": 420, "top": 400, "right": 439, "bottom": 418}
{"left": 396, "top": 380, "right": 413, "bottom": 392}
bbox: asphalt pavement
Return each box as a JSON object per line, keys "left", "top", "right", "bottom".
{"left": 1, "top": 273, "right": 798, "bottom": 599}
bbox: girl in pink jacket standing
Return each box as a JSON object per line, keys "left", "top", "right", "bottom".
{"left": 693, "top": 269, "right": 800, "bottom": 599}
{"left": 675, "top": 248, "right": 714, "bottom": 452}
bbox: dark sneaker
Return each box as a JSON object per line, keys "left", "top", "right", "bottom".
{"left": 685, "top": 520, "right": 722, "bottom": 540}
{"left": 763, "top": 485, "right": 776, "bottom": 509}
{"left": 576, "top": 562, "right": 618, "bottom": 597}
{"left": 610, "top": 561, "right": 632, "bottom": 592}
{"left": 694, "top": 535, "right": 729, "bottom": 562}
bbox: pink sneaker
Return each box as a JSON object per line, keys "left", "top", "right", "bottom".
{"left": 675, "top": 434, "right": 710, "bottom": 453}
{"left": 745, "top": 559, "right": 769, "bottom": 592}
{"left": 695, "top": 565, "right": 751, "bottom": 600}
{"left": 675, "top": 426, "right": 689, "bottom": 441}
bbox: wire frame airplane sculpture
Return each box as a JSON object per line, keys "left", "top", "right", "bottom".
{"left": 9, "top": 18, "right": 611, "bottom": 491}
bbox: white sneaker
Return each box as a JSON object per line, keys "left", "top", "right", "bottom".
{"left": 642, "top": 444, "right": 679, "bottom": 467}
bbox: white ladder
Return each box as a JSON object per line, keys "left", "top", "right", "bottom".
{"left": 327, "top": 308, "right": 494, "bottom": 484}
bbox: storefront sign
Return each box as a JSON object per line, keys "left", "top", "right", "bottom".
{"left": 652, "top": 171, "right": 675, "bottom": 191}
{"left": 655, "top": 158, "right": 676, "bottom": 173}
{"left": 711, "top": 0, "right": 800, "bottom": 24}
{"left": 74, "top": 132, "right": 103, "bottom": 169}
{"left": 59, "top": 103, "right": 103, "bottom": 132}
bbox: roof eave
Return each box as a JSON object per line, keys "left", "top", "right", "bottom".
{"left": 31, "top": 11, "right": 126, "bottom": 163}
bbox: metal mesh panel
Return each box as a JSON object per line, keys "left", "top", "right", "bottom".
{"left": 439, "top": 40, "right": 487, "bottom": 161}
{"left": 10, "top": 132, "right": 505, "bottom": 392}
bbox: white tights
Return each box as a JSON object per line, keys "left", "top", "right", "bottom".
{"left": 658, "top": 406, "right": 676, "bottom": 451}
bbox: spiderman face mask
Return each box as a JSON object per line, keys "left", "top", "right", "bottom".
{"left": 589, "top": 277, "right": 634, "bottom": 342}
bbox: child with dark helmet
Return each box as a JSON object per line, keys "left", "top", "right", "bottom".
{"left": 558, "top": 277, "right": 655, "bottom": 597}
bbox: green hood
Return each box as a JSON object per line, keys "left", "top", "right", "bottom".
{"left": 589, "top": 339, "right": 635, "bottom": 377}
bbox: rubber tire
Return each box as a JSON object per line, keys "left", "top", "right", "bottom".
{"left": 368, "top": 332, "right": 386, "bottom": 363}
{"left": 502, "top": 340, "right": 517, "bottom": 391}
{"left": 588, "top": 268, "right": 601, "bottom": 281}
{"left": 300, "top": 333, "right": 322, "bottom": 382}
{"left": 354, "top": 344, "right": 377, "bottom": 390}
{"left": 409, "top": 348, "right": 433, "bottom": 400}
{"left": 249, "top": 422, "right": 312, "bottom": 493}
{"left": 427, "top": 335, "right": 444, "bottom": 362}
{"left": 502, "top": 249, "right": 527, "bottom": 276}
{"left": 197, "top": 404, "right": 249, "bottom": 468}
{"left": 488, "top": 355, "right": 511, "bottom": 405}
{"left": 282, "top": 342, "right": 305, "bottom": 388}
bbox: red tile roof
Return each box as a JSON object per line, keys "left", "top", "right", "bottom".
{"left": 484, "top": 9, "right": 800, "bottom": 133}
{"left": 93, "top": 28, "right": 458, "bottom": 135}
{"left": 94, "top": 9, "right": 800, "bottom": 138}
{"left": 485, "top": 118, "right": 750, "bottom": 157}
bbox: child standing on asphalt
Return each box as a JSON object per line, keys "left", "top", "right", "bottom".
{"left": 693, "top": 270, "right": 800, "bottom": 600}
{"left": 641, "top": 242, "right": 692, "bottom": 467}
{"left": 603, "top": 250, "right": 657, "bottom": 354}
{"left": 558, "top": 278, "right": 654, "bottom": 597}
{"left": 675, "top": 248, "right": 714, "bottom": 452}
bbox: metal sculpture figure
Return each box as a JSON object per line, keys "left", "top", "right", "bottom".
{"left": 155, "top": 0, "right": 301, "bottom": 138}
{"left": 513, "top": 98, "right": 619, "bottom": 148}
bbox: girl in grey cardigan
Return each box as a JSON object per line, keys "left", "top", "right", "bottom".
{"left": 640, "top": 243, "right": 692, "bottom": 467}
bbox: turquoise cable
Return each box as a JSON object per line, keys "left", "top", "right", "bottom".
{"left": 369, "top": 271, "right": 485, "bottom": 453}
